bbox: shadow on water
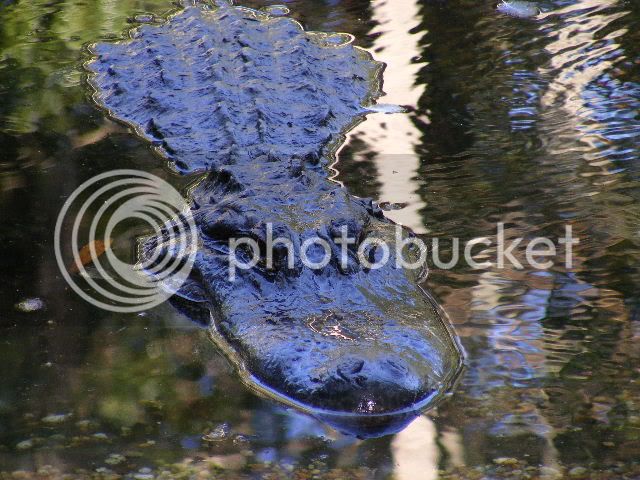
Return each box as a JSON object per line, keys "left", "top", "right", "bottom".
{"left": 1, "top": 0, "right": 640, "bottom": 477}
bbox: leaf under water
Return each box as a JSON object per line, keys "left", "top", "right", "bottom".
{"left": 68, "top": 238, "right": 112, "bottom": 274}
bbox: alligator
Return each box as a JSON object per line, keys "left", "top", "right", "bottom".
{"left": 87, "top": 0, "right": 464, "bottom": 437}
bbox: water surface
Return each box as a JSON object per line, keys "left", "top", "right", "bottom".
{"left": 1, "top": 0, "right": 639, "bottom": 477}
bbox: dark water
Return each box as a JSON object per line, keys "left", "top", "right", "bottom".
{"left": 1, "top": 0, "right": 640, "bottom": 478}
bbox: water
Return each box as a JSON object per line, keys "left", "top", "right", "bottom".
{"left": 1, "top": 0, "right": 639, "bottom": 477}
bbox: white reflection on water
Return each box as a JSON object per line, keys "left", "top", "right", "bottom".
{"left": 391, "top": 416, "right": 438, "bottom": 480}
{"left": 539, "top": 0, "right": 631, "bottom": 182}
{"left": 343, "top": 0, "right": 428, "bottom": 233}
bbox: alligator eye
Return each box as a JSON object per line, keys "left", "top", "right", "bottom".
{"left": 366, "top": 243, "right": 378, "bottom": 264}
{"left": 328, "top": 218, "right": 365, "bottom": 250}
{"left": 199, "top": 208, "right": 256, "bottom": 240}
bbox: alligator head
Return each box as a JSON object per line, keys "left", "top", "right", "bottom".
{"left": 160, "top": 167, "right": 464, "bottom": 436}
{"left": 87, "top": 0, "right": 464, "bottom": 437}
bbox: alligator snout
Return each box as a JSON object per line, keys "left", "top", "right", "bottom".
{"left": 294, "top": 351, "right": 434, "bottom": 414}
{"left": 201, "top": 266, "right": 464, "bottom": 437}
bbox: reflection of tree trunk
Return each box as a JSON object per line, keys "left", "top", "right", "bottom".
{"left": 338, "top": 0, "right": 430, "bottom": 233}
{"left": 391, "top": 416, "right": 439, "bottom": 480}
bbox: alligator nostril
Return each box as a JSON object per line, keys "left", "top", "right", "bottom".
{"left": 337, "top": 358, "right": 365, "bottom": 382}
{"left": 384, "top": 359, "right": 409, "bottom": 376}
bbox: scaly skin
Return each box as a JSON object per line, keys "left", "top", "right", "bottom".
{"left": 87, "top": 0, "right": 463, "bottom": 437}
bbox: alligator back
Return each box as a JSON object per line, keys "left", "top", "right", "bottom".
{"left": 88, "top": 1, "right": 382, "bottom": 173}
